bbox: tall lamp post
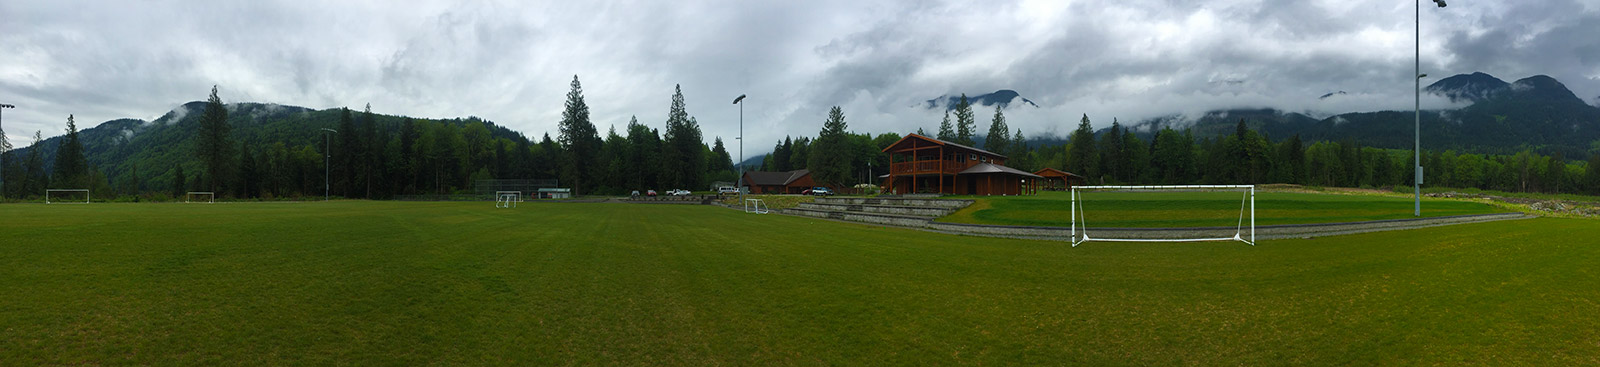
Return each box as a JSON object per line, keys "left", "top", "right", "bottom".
{"left": 0, "top": 104, "right": 13, "bottom": 196}
{"left": 1416, "top": 0, "right": 1446, "bottom": 216}
{"left": 733, "top": 94, "right": 746, "bottom": 204}
{"left": 321, "top": 128, "right": 338, "bottom": 201}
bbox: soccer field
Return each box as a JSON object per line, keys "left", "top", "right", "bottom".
{"left": 2, "top": 201, "right": 1595, "bottom": 365}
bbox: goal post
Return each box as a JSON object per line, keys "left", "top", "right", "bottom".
{"left": 45, "top": 189, "right": 90, "bottom": 204}
{"left": 495, "top": 191, "right": 520, "bottom": 208}
{"left": 1070, "top": 185, "right": 1254, "bottom": 247}
{"left": 744, "top": 198, "right": 769, "bottom": 214}
{"left": 186, "top": 191, "right": 216, "bottom": 204}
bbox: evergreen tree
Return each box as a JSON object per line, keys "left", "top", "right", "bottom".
{"left": 1150, "top": 127, "right": 1195, "bottom": 184}
{"left": 772, "top": 137, "right": 792, "bottom": 171}
{"left": 172, "top": 165, "right": 186, "bottom": 198}
{"left": 53, "top": 114, "right": 88, "bottom": 188}
{"left": 624, "top": 116, "right": 658, "bottom": 190}
{"left": 789, "top": 137, "right": 811, "bottom": 172}
{"left": 984, "top": 106, "right": 1010, "bottom": 153}
{"left": 936, "top": 110, "right": 954, "bottom": 141}
{"left": 336, "top": 107, "right": 356, "bottom": 196}
{"left": 809, "top": 106, "right": 852, "bottom": 186}
{"left": 1587, "top": 153, "right": 1600, "bottom": 194}
{"left": 195, "top": 86, "right": 232, "bottom": 193}
{"left": 24, "top": 131, "right": 45, "bottom": 196}
{"left": 238, "top": 142, "right": 258, "bottom": 198}
{"left": 1274, "top": 134, "right": 1306, "bottom": 184}
{"left": 557, "top": 75, "right": 601, "bottom": 195}
{"left": 1067, "top": 114, "right": 1099, "bottom": 181}
{"left": 1008, "top": 129, "right": 1030, "bottom": 171}
{"left": 710, "top": 137, "right": 732, "bottom": 173}
{"left": 1122, "top": 130, "right": 1149, "bottom": 183}
{"left": 1098, "top": 119, "right": 1124, "bottom": 182}
{"left": 659, "top": 85, "right": 704, "bottom": 189}
{"left": 954, "top": 94, "right": 976, "bottom": 146}
{"left": 916, "top": 127, "right": 929, "bottom": 137}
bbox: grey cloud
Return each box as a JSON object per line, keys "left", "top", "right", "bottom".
{"left": 3, "top": 0, "right": 1597, "bottom": 152}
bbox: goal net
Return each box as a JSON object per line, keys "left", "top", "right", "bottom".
{"left": 495, "top": 191, "right": 520, "bottom": 208}
{"left": 1070, "top": 185, "right": 1254, "bottom": 247}
{"left": 45, "top": 189, "right": 90, "bottom": 204}
{"left": 744, "top": 198, "right": 769, "bottom": 214}
{"left": 186, "top": 191, "right": 216, "bottom": 204}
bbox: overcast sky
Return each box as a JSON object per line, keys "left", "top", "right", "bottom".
{"left": 3, "top": 0, "right": 1598, "bottom": 153}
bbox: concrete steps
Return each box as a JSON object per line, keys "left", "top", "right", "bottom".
{"left": 782, "top": 197, "right": 973, "bottom": 227}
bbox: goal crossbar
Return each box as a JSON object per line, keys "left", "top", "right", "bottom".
{"left": 186, "top": 191, "right": 216, "bottom": 204}
{"left": 45, "top": 189, "right": 90, "bottom": 204}
{"left": 1071, "top": 185, "right": 1254, "bottom": 247}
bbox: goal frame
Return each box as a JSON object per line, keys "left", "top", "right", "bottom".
{"left": 1070, "top": 185, "right": 1254, "bottom": 247}
{"left": 186, "top": 191, "right": 216, "bottom": 204}
{"left": 45, "top": 189, "right": 90, "bottom": 204}
{"left": 495, "top": 191, "right": 520, "bottom": 208}
{"left": 744, "top": 198, "right": 769, "bottom": 214}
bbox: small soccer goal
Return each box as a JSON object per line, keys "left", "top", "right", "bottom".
{"left": 1070, "top": 185, "right": 1255, "bottom": 247}
{"left": 495, "top": 191, "right": 520, "bottom": 208}
{"left": 45, "top": 189, "right": 90, "bottom": 204}
{"left": 186, "top": 191, "right": 216, "bottom": 204}
{"left": 744, "top": 198, "right": 769, "bottom": 214}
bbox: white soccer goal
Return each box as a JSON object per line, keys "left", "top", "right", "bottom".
{"left": 1070, "top": 185, "right": 1254, "bottom": 247}
{"left": 45, "top": 189, "right": 90, "bottom": 204}
{"left": 186, "top": 191, "right": 216, "bottom": 204}
{"left": 495, "top": 191, "right": 520, "bottom": 208}
{"left": 744, "top": 198, "right": 769, "bottom": 214}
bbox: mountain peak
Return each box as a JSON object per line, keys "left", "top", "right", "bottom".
{"left": 1509, "top": 75, "right": 1586, "bottom": 106}
{"left": 925, "top": 89, "right": 1040, "bottom": 110}
{"left": 1425, "top": 72, "right": 1509, "bottom": 103}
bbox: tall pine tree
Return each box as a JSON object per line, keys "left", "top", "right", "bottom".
{"left": 936, "top": 110, "right": 955, "bottom": 141}
{"left": 195, "top": 86, "right": 232, "bottom": 194}
{"left": 984, "top": 106, "right": 1009, "bottom": 153}
{"left": 954, "top": 94, "right": 976, "bottom": 146}
{"left": 1067, "top": 114, "right": 1098, "bottom": 181}
{"left": 809, "top": 106, "right": 852, "bottom": 186}
{"left": 557, "top": 75, "right": 601, "bottom": 195}
{"left": 53, "top": 114, "right": 88, "bottom": 188}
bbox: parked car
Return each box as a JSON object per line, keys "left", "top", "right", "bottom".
{"left": 807, "top": 187, "right": 833, "bottom": 196}
{"left": 646, "top": 189, "right": 658, "bottom": 197}
{"left": 717, "top": 186, "right": 739, "bottom": 195}
{"left": 670, "top": 189, "right": 692, "bottom": 196}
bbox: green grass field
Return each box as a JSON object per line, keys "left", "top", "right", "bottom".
{"left": 2, "top": 201, "right": 1596, "bottom": 365}
{"left": 940, "top": 190, "right": 1511, "bottom": 228}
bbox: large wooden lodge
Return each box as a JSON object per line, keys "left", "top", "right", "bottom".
{"left": 880, "top": 134, "right": 1044, "bottom": 196}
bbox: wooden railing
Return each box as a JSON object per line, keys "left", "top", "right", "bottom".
{"left": 890, "top": 160, "right": 978, "bottom": 175}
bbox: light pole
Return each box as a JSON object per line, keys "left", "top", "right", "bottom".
{"left": 1416, "top": 0, "right": 1446, "bottom": 216}
{"left": 733, "top": 94, "right": 746, "bottom": 204}
{"left": 321, "top": 128, "right": 337, "bottom": 201}
{"left": 1, "top": 104, "right": 13, "bottom": 197}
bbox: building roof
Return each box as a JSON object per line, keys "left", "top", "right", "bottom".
{"left": 1032, "top": 167, "right": 1085, "bottom": 179}
{"left": 881, "top": 133, "right": 1008, "bottom": 159}
{"left": 959, "top": 163, "right": 1043, "bottom": 178}
{"left": 743, "top": 169, "right": 811, "bottom": 186}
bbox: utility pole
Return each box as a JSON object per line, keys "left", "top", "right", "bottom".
{"left": 321, "top": 128, "right": 338, "bottom": 201}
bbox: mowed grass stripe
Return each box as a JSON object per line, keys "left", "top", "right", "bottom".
{"left": 941, "top": 191, "right": 1509, "bottom": 227}
{"left": 0, "top": 202, "right": 1594, "bottom": 365}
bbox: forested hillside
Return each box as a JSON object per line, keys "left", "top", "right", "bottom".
{"left": 0, "top": 80, "right": 739, "bottom": 200}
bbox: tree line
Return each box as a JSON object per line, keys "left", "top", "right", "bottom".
{"left": 0, "top": 77, "right": 741, "bottom": 200}
{"left": 4, "top": 85, "right": 1600, "bottom": 201}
